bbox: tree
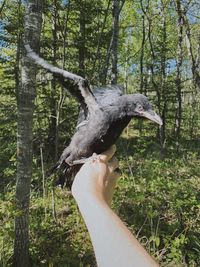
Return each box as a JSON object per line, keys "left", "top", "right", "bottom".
{"left": 47, "top": 0, "right": 59, "bottom": 162}
{"left": 181, "top": 2, "right": 200, "bottom": 90}
{"left": 174, "top": 0, "right": 183, "bottom": 143}
{"left": 13, "top": 1, "right": 42, "bottom": 266}
{"left": 101, "top": 0, "right": 125, "bottom": 84}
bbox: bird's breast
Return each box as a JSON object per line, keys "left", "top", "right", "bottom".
{"left": 70, "top": 110, "right": 131, "bottom": 157}
{"left": 89, "top": 115, "right": 132, "bottom": 153}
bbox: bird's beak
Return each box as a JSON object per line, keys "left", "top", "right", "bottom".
{"left": 141, "top": 110, "right": 163, "bottom": 126}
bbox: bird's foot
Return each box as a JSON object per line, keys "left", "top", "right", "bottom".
{"left": 72, "top": 153, "right": 101, "bottom": 165}
{"left": 72, "top": 158, "right": 88, "bottom": 165}
{"left": 88, "top": 153, "right": 101, "bottom": 163}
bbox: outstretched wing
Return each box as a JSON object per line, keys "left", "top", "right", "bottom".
{"left": 76, "top": 85, "right": 124, "bottom": 128}
{"left": 93, "top": 84, "right": 124, "bottom": 105}
{"left": 25, "top": 44, "right": 98, "bottom": 114}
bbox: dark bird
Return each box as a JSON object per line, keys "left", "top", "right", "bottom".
{"left": 25, "top": 45, "right": 162, "bottom": 187}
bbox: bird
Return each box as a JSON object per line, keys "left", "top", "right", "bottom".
{"left": 50, "top": 85, "right": 162, "bottom": 187}
{"left": 25, "top": 45, "right": 162, "bottom": 187}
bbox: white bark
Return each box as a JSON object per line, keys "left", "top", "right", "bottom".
{"left": 13, "top": 1, "right": 42, "bottom": 266}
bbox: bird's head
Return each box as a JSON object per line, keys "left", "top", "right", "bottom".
{"left": 125, "top": 93, "right": 163, "bottom": 126}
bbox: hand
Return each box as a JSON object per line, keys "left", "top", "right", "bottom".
{"left": 72, "top": 145, "right": 120, "bottom": 205}
{"left": 72, "top": 145, "right": 159, "bottom": 267}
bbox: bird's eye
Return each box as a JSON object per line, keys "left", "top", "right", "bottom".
{"left": 137, "top": 104, "right": 143, "bottom": 111}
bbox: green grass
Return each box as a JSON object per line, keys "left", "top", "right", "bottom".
{"left": 1, "top": 127, "right": 200, "bottom": 266}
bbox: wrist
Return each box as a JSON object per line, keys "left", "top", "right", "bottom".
{"left": 74, "top": 191, "right": 108, "bottom": 213}
{"left": 72, "top": 183, "right": 105, "bottom": 204}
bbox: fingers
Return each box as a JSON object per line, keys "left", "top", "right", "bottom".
{"left": 99, "top": 145, "right": 116, "bottom": 163}
{"left": 108, "top": 157, "right": 119, "bottom": 173}
{"left": 108, "top": 171, "right": 120, "bottom": 183}
{"left": 104, "top": 171, "right": 120, "bottom": 206}
{"left": 107, "top": 157, "right": 120, "bottom": 185}
{"left": 89, "top": 148, "right": 119, "bottom": 175}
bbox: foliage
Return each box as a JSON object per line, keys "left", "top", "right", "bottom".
{"left": 116, "top": 130, "right": 200, "bottom": 266}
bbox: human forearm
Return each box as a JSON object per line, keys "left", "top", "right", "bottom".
{"left": 77, "top": 196, "right": 159, "bottom": 267}
{"left": 72, "top": 147, "right": 159, "bottom": 267}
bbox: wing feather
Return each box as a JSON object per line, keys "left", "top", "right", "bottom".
{"left": 25, "top": 44, "right": 98, "bottom": 114}
{"left": 76, "top": 85, "right": 124, "bottom": 126}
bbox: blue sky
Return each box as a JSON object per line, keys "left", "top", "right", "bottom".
{"left": 0, "top": 21, "right": 7, "bottom": 48}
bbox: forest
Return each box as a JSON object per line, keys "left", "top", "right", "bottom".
{"left": 0, "top": 0, "right": 200, "bottom": 266}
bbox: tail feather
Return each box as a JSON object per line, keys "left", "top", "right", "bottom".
{"left": 55, "top": 164, "right": 82, "bottom": 188}
{"left": 47, "top": 162, "right": 61, "bottom": 177}
{"left": 47, "top": 160, "right": 72, "bottom": 188}
{"left": 47, "top": 153, "right": 83, "bottom": 188}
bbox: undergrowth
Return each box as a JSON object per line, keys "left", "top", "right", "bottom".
{"left": 1, "top": 129, "right": 200, "bottom": 266}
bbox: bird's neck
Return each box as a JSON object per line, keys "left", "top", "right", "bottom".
{"left": 119, "top": 95, "right": 137, "bottom": 118}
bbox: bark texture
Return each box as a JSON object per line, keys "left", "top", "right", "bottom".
{"left": 48, "top": 0, "right": 59, "bottom": 161}
{"left": 174, "top": 0, "right": 183, "bottom": 142}
{"left": 177, "top": 0, "right": 200, "bottom": 89}
{"left": 101, "top": 0, "right": 125, "bottom": 84}
{"left": 13, "top": 1, "right": 42, "bottom": 266}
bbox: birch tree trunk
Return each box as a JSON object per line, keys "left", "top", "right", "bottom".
{"left": 13, "top": 1, "right": 42, "bottom": 266}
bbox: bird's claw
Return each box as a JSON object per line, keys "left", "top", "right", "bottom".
{"left": 88, "top": 153, "right": 101, "bottom": 163}
{"left": 72, "top": 153, "right": 101, "bottom": 165}
{"left": 71, "top": 158, "right": 88, "bottom": 165}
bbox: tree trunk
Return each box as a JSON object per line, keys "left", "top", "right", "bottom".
{"left": 92, "top": 0, "right": 111, "bottom": 80}
{"left": 146, "top": 1, "right": 166, "bottom": 153}
{"left": 101, "top": 0, "right": 125, "bottom": 84}
{"left": 139, "top": 0, "right": 149, "bottom": 94}
{"left": 147, "top": 15, "right": 161, "bottom": 119}
{"left": 15, "top": 0, "right": 22, "bottom": 105}
{"left": 48, "top": 0, "right": 58, "bottom": 161}
{"left": 57, "top": 0, "right": 71, "bottom": 152}
{"left": 179, "top": 1, "right": 200, "bottom": 89}
{"left": 111, "top": 0, "right": 125, "bottom": 84}
{"left": 101, "top": 32, "right": 113, "bottom": 84}
{"left": 174, "top": 0, "right": 183, "bottom": 143}
{"left": 159, "top": 0, "right": 167, "bottom": 154}
{"left": 13, "top": 1, "right": 42, "bottom": 267}
{"left": 111, "top": 0, "right": 120, "bottom": 84}
{"left": 140, "top": 14, "right": 145, "bottom": 93}
{"left": 78, "top": 3, "right": 86, "bottom": 77}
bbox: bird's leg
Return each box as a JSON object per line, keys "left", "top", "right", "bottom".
{"left": 72, "top": 153, "right": 101, "bottom": 165}
{"left": 88, "top": 153, "right": 101, "bottom": 163}
{"left": 72, "top": 158, "right": 88, "bottom": 165}
{"left": 76, "top": 120, "right": 89, "bottom": 129}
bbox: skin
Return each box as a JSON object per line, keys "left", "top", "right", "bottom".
{"left": 72, "top": 145, "right": 159, "bottom": 267}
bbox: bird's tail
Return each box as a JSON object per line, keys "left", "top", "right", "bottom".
{"left": 47, "top": 161, "right": 70, "bottom": 188}
{"left": 47, "top": 162, "right": 61, "bottom": 176}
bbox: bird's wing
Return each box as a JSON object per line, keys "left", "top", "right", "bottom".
{"left": 76, "top": 108, "right": 88, "bottom": 129}
{"left": 25, "top": 44, "right": 98, "bottom": 114}
{"left": 76, "top": 85, "right": 124, "bottom": 127}
{"left": 93, "top": 84, "right": 124, "bottom": 105}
